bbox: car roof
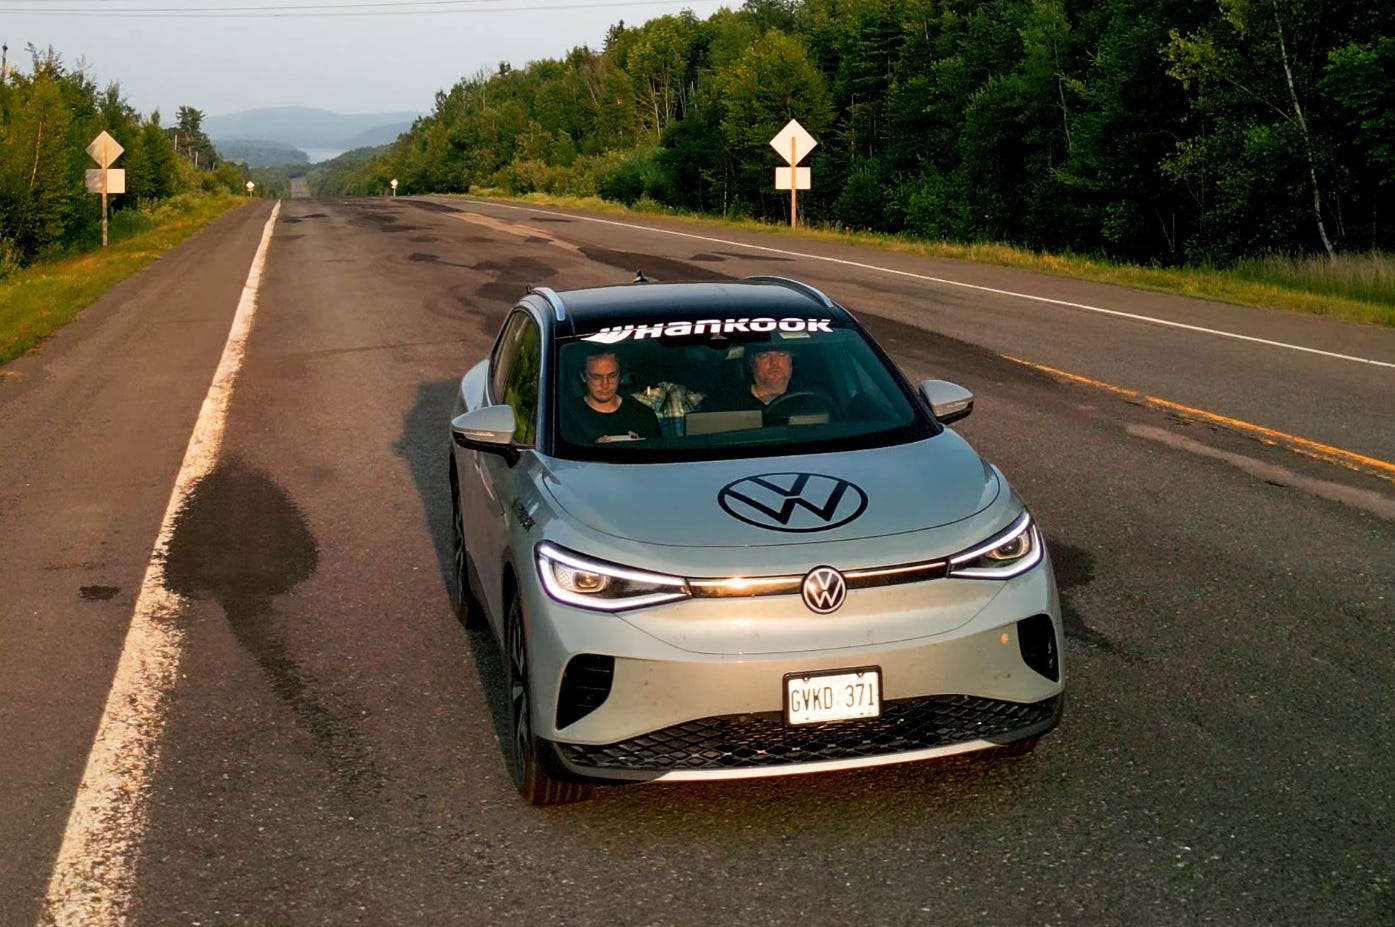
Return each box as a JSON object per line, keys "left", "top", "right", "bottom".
{"left": 532, "top": 278, "right": 852, "bottom": 336}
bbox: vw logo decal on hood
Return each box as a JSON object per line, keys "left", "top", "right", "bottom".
{"left": 717, "top": 472, "right": 868, "bottom": 533}
{"left": 802, "top": 567, "right": 847, "bottom": 613}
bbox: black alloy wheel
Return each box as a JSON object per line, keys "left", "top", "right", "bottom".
{"left": 504, "top": 591, "right": 592, "bottom": 806}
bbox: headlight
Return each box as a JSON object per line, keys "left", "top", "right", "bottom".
{"left": 536, "top": 543, "right": 690, "bottom": 611}
{"left": 948, "top": 511, "right": 1043, "bottom": 579}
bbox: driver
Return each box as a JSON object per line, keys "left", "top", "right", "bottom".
{"left": 710, "top": 346, "right": 795, "bottom": 411}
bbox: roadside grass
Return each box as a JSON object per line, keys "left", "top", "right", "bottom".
{"left": 460, "top": 189, "right": 1395, "bottom": 328}
{"left": 0, "top": 193, "right": 246, "bottom": 368}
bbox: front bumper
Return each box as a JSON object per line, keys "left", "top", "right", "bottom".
{"left": 545, "top": 692, "right": 1062, "bottom": 783}
{"left": 517, "top": 553, "right": 1065, "bottom": 783}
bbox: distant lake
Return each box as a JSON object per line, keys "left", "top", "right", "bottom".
{"left": 300, "top": 148, "right": 348, "bottom": 164}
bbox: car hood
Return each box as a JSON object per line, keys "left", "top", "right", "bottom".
{"left": 539, "top": 432, "right": 1000, "bottom": 549}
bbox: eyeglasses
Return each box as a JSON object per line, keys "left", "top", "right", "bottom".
{"left": 584, "top": 370, "right": 621, "bottom": 383}
{"left": 752, "top": 351, "right": 791, "bottom": 362}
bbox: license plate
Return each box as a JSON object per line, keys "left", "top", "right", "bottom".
{"left": 784, "top": 668, "right": 881, "bottom": 725}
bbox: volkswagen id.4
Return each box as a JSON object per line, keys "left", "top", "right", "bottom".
{"left": 448, "top": 276, "right": 1064, "bottom": 804}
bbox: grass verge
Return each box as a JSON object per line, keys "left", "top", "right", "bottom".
{"left": 459, "top": 190, "right": 1395, "bottom": 328}
{"left": 0, "top": 193, "right": 246, "bottom": 368}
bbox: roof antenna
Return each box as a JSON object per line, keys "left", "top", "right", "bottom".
{"left": 633, "top": 270, "right": 649, "bottom": 284}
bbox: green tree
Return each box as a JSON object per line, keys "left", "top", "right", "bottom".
{"left": 0, "top": 48, "right": 79, "bottom": 257}
{"left": 127, "top": 111, "right": 181, "bottom": 200}
{"left": 173, "top": 105, "right": 219, "bottom": 169}
{"left": 618, "top": 13, "right": 700, "bottom": 139}
{"left": 1167, "top": 0, "right": 1359, "bottom": 258}
{"left": 715, "top": 30, "right": 833, "bottom": 220}
{"left": 1321, "top": 36, "right": 1395, "bottom": 249}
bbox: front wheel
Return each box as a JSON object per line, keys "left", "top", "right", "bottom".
{"left": 504, "top": 591, "right": 592, "bottom": 806}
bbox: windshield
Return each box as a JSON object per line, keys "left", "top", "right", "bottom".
{"left": 551, "top": 320, "right": 933, "bottom": 462}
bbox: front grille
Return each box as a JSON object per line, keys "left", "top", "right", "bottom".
{"left": 559, "top": 694, "right": 1058, "bottom": 772}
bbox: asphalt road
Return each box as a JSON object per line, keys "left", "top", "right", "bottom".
{"left": 2, "top": 197, "right": 1392, "bottom": 927}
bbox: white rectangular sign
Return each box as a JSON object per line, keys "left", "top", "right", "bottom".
{"left": 774, "top": 166, "right": 811, "bottom": 191}
{"left": 86, "top": 169, "right": 125, "bottom": 194}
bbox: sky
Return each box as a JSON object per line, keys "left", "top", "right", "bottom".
{"left": 2, "top": 0, "right": 732, "bottom": 118}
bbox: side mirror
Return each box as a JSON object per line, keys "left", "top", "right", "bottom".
{"left": 452, "top": 405, "right": 519, "bottom": 463}
{"left": 918, "top": 379, "right": 974, "bottom": 425}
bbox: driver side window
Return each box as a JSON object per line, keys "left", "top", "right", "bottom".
{"left": 491, "top": 312, "right": 542, "bottom": 446}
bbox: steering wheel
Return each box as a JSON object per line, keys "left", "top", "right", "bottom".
{"left": 764, "top": 390, "right": 837, "bottom": 422}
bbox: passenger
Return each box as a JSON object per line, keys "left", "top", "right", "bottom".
{"left": 561, "top": 349, "right": 661, "bottom": 444}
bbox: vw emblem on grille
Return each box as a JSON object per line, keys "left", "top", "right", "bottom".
{"left": 802, "top": 567, "right": 847, "bottom": 613}
{"left": 718, "top": 472, "right": 868, "bottom": 533}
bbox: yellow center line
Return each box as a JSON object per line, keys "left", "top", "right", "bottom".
{"left": 1002, "top": 355, "right": 1395, "bottom": 484}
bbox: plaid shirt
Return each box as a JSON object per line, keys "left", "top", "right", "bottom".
{"left": 630, "top": 382, "right": 708, "bottom": 437}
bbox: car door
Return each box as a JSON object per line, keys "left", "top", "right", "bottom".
{"left": 469, "top": 309, "right": 543, "bottom": 624}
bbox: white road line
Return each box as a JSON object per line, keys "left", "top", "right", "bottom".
{"left": 40, "top": 202, "right": 280, "bottom": 927}
{"left": 456, "top": 198, "right": 1395, "bottom": 371}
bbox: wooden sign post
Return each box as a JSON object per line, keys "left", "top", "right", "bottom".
{"left": 770, "top": 119, "right": 817, "bottom": 228}
{"left": 85, "top": 131, "right": 125, "bottom": 247}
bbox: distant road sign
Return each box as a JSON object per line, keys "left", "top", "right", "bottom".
{"left": 770, "top": 119, "right": 818, "bottom": 228}
{"left": 769, "top": 119, "right": 817, "bottom": 165}
{"left": 86, "top": 131, "right": 124, "bottom": 168}
{"left": 86, "top": 169, "right": 125, "bottom": 194}
{"left": 775, "top": 167, "right": 811, "bottom": 190}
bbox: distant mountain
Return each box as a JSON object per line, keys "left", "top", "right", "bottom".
{"left": 205, "top": 106, "right": 418, "bottom": 150}
{"left": 338, "top": 121, "right": 416, "bottom": 149}
{"left": 215, "top": 138, "right": 308, "bottom": 168}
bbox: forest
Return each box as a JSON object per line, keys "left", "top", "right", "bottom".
{"left": 333, "top": 0, "right": 1395, "bottom": 268}
{"left": 0, "top": 45, "right": 248, "bottom": 275}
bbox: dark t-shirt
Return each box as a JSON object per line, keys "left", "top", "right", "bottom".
{"left": 560, "top": 395, "right": 661, "bottom": 444}
{"left": 703, "top": 385, "right": 768, "bottom": 413}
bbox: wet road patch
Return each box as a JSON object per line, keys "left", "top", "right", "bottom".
{"left": 79, "top": 585, "right": 120, "bottom": 601}
{"left": 473, "top": 256, "right": 557, "bottom": 279}
{"left": 405, "top": 199, "right": 463, "bottom": 214}
{"left": 1048, "top": 540, "right": 1127, "bottom": 657}
{"left": 164, "top": 456, "right": 318, "bottom": 628}
{"left": 718, "top": 250, "right": 792, "bottom": 262}
{"left": 578, "top": 246, "right": 734, "bottom": 282}
{"left": 408, "top": 252, "right": 472, "bottom": 269}
{"left": 476, "top": 281, "right": 528, "bottom": 303}
{"left": 162, "top": 458, "right": 378, "bottom": 789}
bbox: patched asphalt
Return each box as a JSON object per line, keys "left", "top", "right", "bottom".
{"left": 3, "top": 197, "right": 1392, "bottom": 927}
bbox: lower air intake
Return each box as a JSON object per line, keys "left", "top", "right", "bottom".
{"left": 556, "top": 654, "right": 615, "bottom": 729}
{"left": 559, "top": 694, "right": 1058, "bottom": 772}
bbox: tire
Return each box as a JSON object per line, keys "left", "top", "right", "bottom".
{"left": 448, "top": 459, "right": 484, "bottom": 629}
{"left": 504, "top": 591, "right": 592, "bottom": 806}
